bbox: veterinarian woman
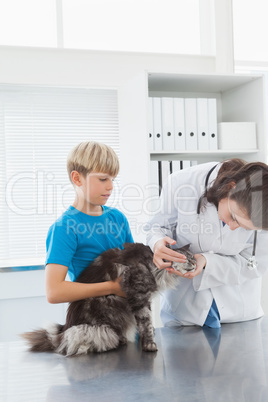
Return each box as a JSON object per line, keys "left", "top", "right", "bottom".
{"left": 145, "top": 158, "right": 268, "bottom": 328}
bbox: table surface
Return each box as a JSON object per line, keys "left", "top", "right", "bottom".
{"left": 1, "top": 317, "right": 268, "bottom": 402}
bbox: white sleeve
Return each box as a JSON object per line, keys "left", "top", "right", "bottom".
{"left": 193, "top": 230, "right": 268, "bottom": 291}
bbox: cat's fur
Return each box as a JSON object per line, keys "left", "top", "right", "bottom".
{"left": 22, "top": 243, "right": 196, "bottom": 356}
{"left": 167, "top": 244, "right": 196, "bottom": 274}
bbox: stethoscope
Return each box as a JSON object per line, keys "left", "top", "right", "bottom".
{"left": 196, "top": 164, "right": 258, "bottom": 270}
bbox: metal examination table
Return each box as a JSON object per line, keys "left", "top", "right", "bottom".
{"left": 1, "top": 317, "right": 268, "bottom": 401}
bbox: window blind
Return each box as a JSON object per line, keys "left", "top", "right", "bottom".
{"left": 0, "top": 85, "right": 119, "bottom": 267}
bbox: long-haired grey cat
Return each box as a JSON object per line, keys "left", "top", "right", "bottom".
{"left": 22, "top": 243, "right": 196, "bottom": 356}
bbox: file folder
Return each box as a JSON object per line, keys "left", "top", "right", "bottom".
{"left": 149, "top": 160, "right": 161, "bottom": 212}
{"left": 184, "top": 98, "right": 198, "bottom": 150}
{"left": 161, "top": 97, "right": 175, "bottom": 151}
{"left": 208, "top": 98, "right": 218, "bottom": 150}
{"left": 148, "top": 97, "right": 154, "bottom": 151}
{"left": 197, "top": 98, "right": 209, "bottom": 150}
{"left": 171, "top": 160, "right": 182, "bottom": 173}
{"left": 158, "top": 161, "right": 162, "bottom": 195}
{"left": 152, "top": 97, "right": 163, "bottom": 151}
{"left": 182, "top": 160, "right": 191, "bottom": 169}
{"left": 174, "top": 98, "right": 186, "bottom": 151}
{"left": 161, "top": 160, "right": 171, "bottom": 186}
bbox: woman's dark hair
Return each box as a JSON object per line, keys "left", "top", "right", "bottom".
{"left": 206, "top": 158, "right": 268, "bottom": 229}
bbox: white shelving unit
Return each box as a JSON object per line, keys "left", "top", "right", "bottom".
{"left": 151, "top": 150, "right": 259, "bottom": 162}
{"left": 148, "top": 72, "right": 267, "bottom": 164}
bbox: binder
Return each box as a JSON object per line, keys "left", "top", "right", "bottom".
{"left": 171, "top": 160, "right": 182, "bottom": 173}
{"left": 150, "top": 160, "right": 159, "bottom": 186}
{"left": 197, "top": 98, "right": 209, "bottom": 150}
{"left": 152, "top": 97, "right": 163, "bottom": 151}
{"left": 174, "top": 98, "right": 186, "bottom": 151}
{"left": 149, "top": 160, "right": 160, "bottom": 213}
{"left": 184, "top": 98, "right": 198, "bottom": 150}
{"left": 161, "top": 160, "right": 171, "bottom": 186}
{"left": 161, "top": 97, "right": 175, "bottom": 151}
{"left": 190, "top": 160, "right": 198, "bottom": 166}
{"left": 182, "top": 160, "right": 191, "bottom": 169}
{"left": 148, "top": 97, "right": 154, "bottom": 151}
{"left": 208, "top": 98, "right": 218, "bottom": 150}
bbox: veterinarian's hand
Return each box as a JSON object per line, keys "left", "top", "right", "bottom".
{"left": 112, "top": 277, "right": 126, "bottom": 298}
{"left": 153, "top": 237, "right": 187, "bottom": 270}
{"left": 183, "top": 254, "right": 207, "bottom": 279}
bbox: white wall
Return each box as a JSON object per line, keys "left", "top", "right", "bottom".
{"left": 0, "top": 46, "right": 216, "bottom": 242}
{"left": 0, "top": 270, "right": 68, "bottom": 341}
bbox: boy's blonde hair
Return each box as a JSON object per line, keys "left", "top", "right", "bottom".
{"left": 67, "top": 142, "right": 119, "bottom": 182}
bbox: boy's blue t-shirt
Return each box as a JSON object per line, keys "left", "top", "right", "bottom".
{"left": 46, "top": 205, "right": 134, "bottom": 281}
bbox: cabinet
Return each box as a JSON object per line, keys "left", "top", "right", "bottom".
{"left": 148, "top": 72, "right": 267, "bottom": 164}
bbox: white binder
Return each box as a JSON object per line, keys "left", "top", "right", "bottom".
{"left": 182, "top": 160, "right": 191, "bottom": 169}
{"left": 161, "top": 160, "right": 171, "bottom": 187}
{"left": 184, "top": 98, "right": 198, "bottom": 150}
{"left": 148, "top": 97, "right": 154, "bottom": 151}
{"left": 152, "top": 97, "right": 163, "bottom": 151}
{"left": 149, "top": 160, "right": 160, "bottom": 213}
{"left": 161, "top": 97, "right": 174, "bottom": 151}
{"left": 174, "top": 98, "right": 186, "bottom": 151}
{"left": 197, "top": 98, "right": 209, "bottom": 150}
{"left": 171, "top": 160, "right": 182, "bottom": 173}
{"left": 208, "top": 98, "right": 218, "bottom": 150}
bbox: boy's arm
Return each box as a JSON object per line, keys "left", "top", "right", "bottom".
{"left": 45, "top": 264, "right": 125, "bottom": 304}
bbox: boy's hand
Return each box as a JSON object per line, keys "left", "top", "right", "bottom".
{"left": 112, "top": 277, "right": 126, "bottom": 298}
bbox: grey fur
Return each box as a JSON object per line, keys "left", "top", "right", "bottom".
{"left": 168, "top": 244, "right": 197, "bottom": 274}
{"left": 21, "top": 243, "right": 195, "bottom": 356}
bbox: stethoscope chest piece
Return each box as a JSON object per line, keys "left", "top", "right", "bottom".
{"left": 247, "top": 255, "right": 258, "bottom": 270}
{"left": 247, "top": 230, "right": 258, "bottom": 270}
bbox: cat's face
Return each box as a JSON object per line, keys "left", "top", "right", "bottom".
{"left": 169, "top": 245, "right": 196, "bottom": 274}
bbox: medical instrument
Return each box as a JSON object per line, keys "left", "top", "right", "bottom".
{"left": 247, "top": 230, "right": 258, "bottom": 269}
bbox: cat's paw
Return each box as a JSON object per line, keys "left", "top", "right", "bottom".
{"left": 142, "top": 341, "right": 158, "bottom": 352}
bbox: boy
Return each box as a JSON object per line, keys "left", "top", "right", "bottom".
{"left": 45, "top": 141, "right": 133, "bottom": 304}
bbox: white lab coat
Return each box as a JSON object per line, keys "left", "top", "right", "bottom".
{"left": 146, "top": 162, "right": 268, "bottom": 327}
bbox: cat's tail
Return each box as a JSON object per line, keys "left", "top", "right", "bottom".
{"left": 22, "top": 324, "right": 121, "bottom": 356}
{"left": 21, "top": 323, "right": 63, "bottom": 352}
{"left": 56, "top": 324, "right": 120, "bottom": 356}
